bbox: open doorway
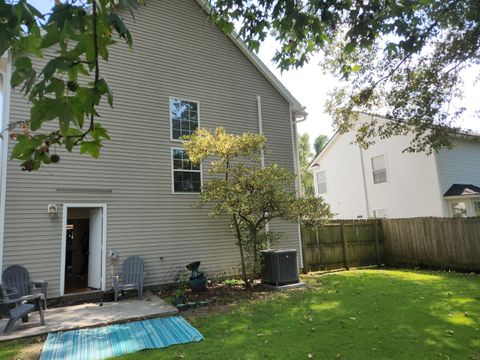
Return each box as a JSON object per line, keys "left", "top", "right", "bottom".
{"left": 62, "top": 205, "right": 106, "bottom": 295}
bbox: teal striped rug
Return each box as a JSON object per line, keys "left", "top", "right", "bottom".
{"left": 40, "top": 316, "right": 204, "bottom": 360}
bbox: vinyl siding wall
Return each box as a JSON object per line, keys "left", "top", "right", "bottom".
{"left": 2, "top": 0, "right": 300, "bottom": 297}
{"left": 436, "top": 138, "right": 480, "bottom": 215}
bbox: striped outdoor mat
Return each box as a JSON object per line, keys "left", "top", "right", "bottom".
{"left": 40, "top": 316, "right": 204, "bottom": 360}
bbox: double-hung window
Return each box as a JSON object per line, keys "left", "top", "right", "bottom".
{"left": 316, "top": 170, "right": 327, "bottom": 194}
{"left": 474, "top": 201, "right": 480, "bottom": 217}
{"left": 371, "top": 154, "right": 388, "bottom": 184}
{"left": 170, "top": 97, "right": 199, "bottom": 140}
{"left": 172, "top": 148, "right": 201, "bottom": 193}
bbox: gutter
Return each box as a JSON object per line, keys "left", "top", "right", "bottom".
{"left": 0, "top": 53, "right": 12, "bottom": 275}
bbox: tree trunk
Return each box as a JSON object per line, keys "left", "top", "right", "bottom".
{"left": 252, "top": 229, "right": 258, "bottom": 278}
{"left": 233, "top": 214, "right": 250, "bottom": 287}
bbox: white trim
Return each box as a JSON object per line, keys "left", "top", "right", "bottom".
{"left": 257, "top": 95, "right": 265, "bottom": 169}
{"left": 60, "top": 203, "right": 107, "bottom": 296}
{"left": 358, "top": 146, "right": 371, "bottom": 217}
{"left": 169, "top": 96, "right": 201, "bottom": 142}
{"left": 171, "top": 147, "right": 203, "bottom": 194}
{"left": 194, "top": 0, "right": 303, "bottom": 113}
{"left": 0, "top": 53, "right": 12, "bottom": 275}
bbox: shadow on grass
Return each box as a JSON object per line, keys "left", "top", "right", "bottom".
{"left": 113, "top": 270, "right": 480, "bottom": 359}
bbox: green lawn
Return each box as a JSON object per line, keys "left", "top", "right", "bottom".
{"left": 2, "top": 269, "right": 479, "bottom": 359}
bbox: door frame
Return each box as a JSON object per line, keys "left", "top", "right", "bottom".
{"left": 60, "top": 203, "right": 107, "bottom": 296}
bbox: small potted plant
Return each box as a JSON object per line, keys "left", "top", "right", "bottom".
{"left": 172, "top": 288, "right": 186, "bottom": 306}
{"left": 172, "top": 271, "right": 187, "bottom": 306}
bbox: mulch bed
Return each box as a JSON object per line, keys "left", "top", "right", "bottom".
{"left": 157, "top": 282, "right": 278, "bottom": 320}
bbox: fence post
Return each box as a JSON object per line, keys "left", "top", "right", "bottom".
{"left": 315, "top": 226, "right": 321, "bottom": 269}
{"left": 300, "top": 225, "right": 308, "bottom": 273}
{"left": 374, "top": 220, "right": 381, "bottom": 265}
{"left": 340, "top": 224, "right": 349, "bottom": 270}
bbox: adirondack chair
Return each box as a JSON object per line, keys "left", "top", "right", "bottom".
{"left": 2, "top": 265, "right": 48, "bottom": 310}
{"left": 0, "top": 284, "right": 45, "bottom": 334}
{"left": 112, "top": 256, "right": 147, "bottom": 302}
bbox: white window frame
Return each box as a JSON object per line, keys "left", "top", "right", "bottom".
{"left": 169, "top": 96, "right": 201, "bottom": 143}
{"left": 473, "top": 200, "right": 480, "bottom": 217}
{"left": 315, "top": 170, "right": 327, "bottom": 195}
{"left": 371, "top": 154, "right": 388, "bottom": 184}
{"left": 171, "top": 147, "right": 202, "bottom": 194}
{"left": 449, "top": 200, "right": 468, "bottom": 218}
{"left": 447, "top": 197, "right": 480, "bottom": 217}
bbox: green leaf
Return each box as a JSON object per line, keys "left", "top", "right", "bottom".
{"left": 96, "top": 78, "right": 113, "bottom": 107}
{"left": 80, "top": 140, "right": 102, "bottom": 158}
{"left": 90, "top": 123, "right": 110, "bottom": 140}
{"left": 107, "top": 12, "right": 132, "bottom": 46}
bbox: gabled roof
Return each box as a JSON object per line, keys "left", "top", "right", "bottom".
{"left": 308, "top": 111, "right": 480, "bottom": 170}
{"left": 308, "top": 131, "right": 338, "bottom": 170}
{"left": 444, "top": 184, "right": 480, "bottom": 197}
{"left": 195, "top": 0, "right": 303, "bottom": 114}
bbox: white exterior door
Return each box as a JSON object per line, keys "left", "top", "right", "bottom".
{"left": 88, "top": 208, "right": 103, "bottom": 289}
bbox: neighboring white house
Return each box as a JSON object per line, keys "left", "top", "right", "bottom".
{"left": 309, "top": 113, "right": 480, "bottom": 219}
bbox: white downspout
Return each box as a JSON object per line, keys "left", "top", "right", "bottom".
{"left": 359, "top": 146, "right": 371, "bottom": 218}
{"left": 0, "top": 54, "right": 12, "bottom": 276}
{"left": 257, "top": 96, "right": 271, "bottom": 235}
{"left": 290, "top": 105, "right": 305, "bottom": 268}
{"left": 257, "top": 95, "right": 265, "bottom": 169}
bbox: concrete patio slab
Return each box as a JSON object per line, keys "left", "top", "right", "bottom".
{"left": 0, "top": 295, "right": 178, "bottom": 341}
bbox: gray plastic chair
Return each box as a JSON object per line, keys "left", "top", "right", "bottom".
{"left": 2, "top": 265, "right": 48, "bottom": 309}
{"left": 112, "top": 256, "right": 146, "bottom": 302}
{"left": 0, "top": 285, "right": 45, "bottom": 334}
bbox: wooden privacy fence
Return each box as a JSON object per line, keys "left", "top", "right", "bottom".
{"left": 301, "top": 220, "right": 383, "bottom": 271}
{"left": 382, "top": 217, "right": 480, "bottom": 271}
{"left": 301, "top": 217, "right": 480, "bottom": 272}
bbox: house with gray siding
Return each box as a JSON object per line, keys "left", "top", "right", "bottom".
{"left": 0, "top": 0, "right": 304, "bottom": 298}
{"left": 309, "top": 113, "right": 480, "bottom": 219}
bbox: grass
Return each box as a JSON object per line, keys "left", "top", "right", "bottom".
{"left": 2, "top": 269, "right": 479, "bottom": 359}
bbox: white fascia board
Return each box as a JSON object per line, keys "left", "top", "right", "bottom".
{"left": 194, "top": 0, "right": 303, "bottom": 113}
{"left": 308, "top": 131, "right": 340, "bottom": 170}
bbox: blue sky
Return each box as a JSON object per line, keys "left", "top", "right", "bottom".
{"left": 10, "top": 0, "right": 480, "bottom": 143}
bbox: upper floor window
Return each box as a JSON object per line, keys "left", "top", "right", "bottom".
{"left": 316, "top": 171, "right": 327, "bottom": 194}
{"left": 371, "top": 154, "right": 387, "bottom": 184}
{"left": 172, "top": 148, "right": 201, "bottom": 193}
{"left": 170, "top": 97, "right": 199, "bottom": 140}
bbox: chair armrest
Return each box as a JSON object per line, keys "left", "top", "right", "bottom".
{"left": 19, "top": 294, "right": 44, "bottom": 302}
{"left": 30, "top": 280, "right": 48, "bottom": 297}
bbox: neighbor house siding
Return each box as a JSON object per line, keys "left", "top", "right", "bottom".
{"left": 311, "top": 113, "right": 445, "bottom": 219}
{"left": 312, "top": 129, "right": 368, "bottom": 219}
{"left": 436, "top": 138, "right": 480, "bottom": 216}
{"left": 2, "top": 0, "right": 300, "bottom": 297}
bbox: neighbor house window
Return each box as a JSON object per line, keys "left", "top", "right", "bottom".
{"left": 371, "top": 155, "right": 387, "bottom": 184}
{"left": 316, "top": 171, "right": 327, "bottom": 194}
{"left": 172, "top": 148, "right": 201, "bottom": 193}
{"left": 473, "top": 201, "right": 480, "bottom": 217}
{"left": 450, "top": 201, "right": 467, "bottom": 217}
{"left": 170, "top": 97, "right": 199, "bottom": 140}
